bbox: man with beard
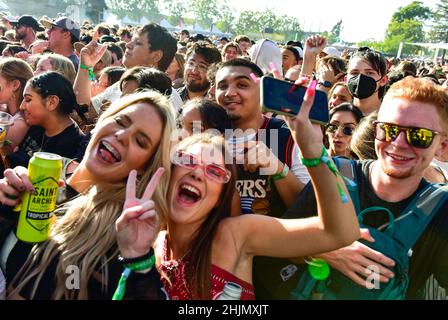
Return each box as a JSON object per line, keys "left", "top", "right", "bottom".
{"left": 177, "top": 41, "right": 221, "bottom": 103}
{"left": 280, "top": 76, "right": 448, "bottom": 300}
{"left": 11, "top": 16, "right": 44, "bottom": 51}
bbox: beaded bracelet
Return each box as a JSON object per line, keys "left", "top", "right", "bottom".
{"left": 112, "top": 250, "right": 156, "bottom": 300}
{"left": 300, "top": 147, "right": 355, "bottom": 204}
{"left": 80, "top": 63, "right": 96, "bottom": 81}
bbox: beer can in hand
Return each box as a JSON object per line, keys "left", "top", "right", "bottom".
{"left": 16, "top": 152, "right": 62, "bottom": 243}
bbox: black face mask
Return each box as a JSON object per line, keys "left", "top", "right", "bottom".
{"left": 348, "top": 74, "right": 381, "bottom": 99}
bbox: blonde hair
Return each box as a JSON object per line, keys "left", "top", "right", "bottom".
{"left": 382, "top": 77, "right": 448, "bottom": 132}
{"left": 9, "top": 91, "right": 176, "bottom": 300}
{"left": 0, "top": 57, "right": 33, "bottom": 107}
{"left": 42, "top": 54, "right": 77, "bottom": 84}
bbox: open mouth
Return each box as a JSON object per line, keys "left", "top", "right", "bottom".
{"left": 98, "top": 140, "right": 121, "bottom": 164}
{"left": 177, "top": 183, "right": 202, "bottom": 205}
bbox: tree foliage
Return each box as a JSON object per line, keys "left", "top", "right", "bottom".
{"left": 164, "top": 0, "right": 188, "bottom": 26}
{"left": 105, "top": 0, "right": 161, "bottom": 21}
{"left": 391, "top": 1, "right": 431, "bottom": 23}
{"left": 326, "top": 19, "right": 342, "bottom": 44}
{"left": 381, "top": 1, "right": 430, "bottom": 55}
{"left": 429, "top": 0, "right": 448, "bottom": 42}
{"left": 189, "top": 0, "right": 221, "bottom": 26}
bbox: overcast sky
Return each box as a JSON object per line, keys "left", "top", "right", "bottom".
{"left": 227, "top": 0, "right": 439, "bottom": 43}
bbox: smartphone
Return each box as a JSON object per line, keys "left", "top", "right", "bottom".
{"left": 260, "top": 76, "right": 330, "bottom": 125}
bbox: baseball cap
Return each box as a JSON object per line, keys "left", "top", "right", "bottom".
{"left": 15, "top": 15, "right": 45, "bottom": 31}
{"left": 41, "top": 17, "right": 81, "bottom": 41}
{"left": 322, "top": 47, "right": 341, "bottom": 57}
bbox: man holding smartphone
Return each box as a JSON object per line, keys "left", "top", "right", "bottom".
{"left": 284, "top": 77, "right": 448, "bottom": 300}
{"left": 215, "top": 58, "right": 311, "bottom": 299}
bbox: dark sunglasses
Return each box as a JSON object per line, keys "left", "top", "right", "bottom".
{"left": 374, "top": 121, "right": 442, "bottom": 149}
{"left": 326, "top": 123, "right": 355, "bottom": 136}
{"left": 173, "top": 150, "right": 231, "bottom": 184}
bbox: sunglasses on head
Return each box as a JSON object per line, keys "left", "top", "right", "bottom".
{"left": 326, "top": 123, "right": 355, "bottom": 136}
{"left": 173, "top": 150, "right": 231, "bottom": 184}
{"left": 374, "top": 121, "right": 442, "bottom": 149}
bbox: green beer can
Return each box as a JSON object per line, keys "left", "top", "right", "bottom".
{"left": 16, "top": 152, "right": 62, "bottom": 243}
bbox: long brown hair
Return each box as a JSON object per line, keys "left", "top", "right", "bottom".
{"left": 173, "top": 133, "right": 237, "bottom": 299}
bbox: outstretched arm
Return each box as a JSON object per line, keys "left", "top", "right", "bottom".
{"left": 73, "top": 38, "right": 107, "bottom": 110}
{"left": 235, "top": 80, "right": 360, "bottom": 258}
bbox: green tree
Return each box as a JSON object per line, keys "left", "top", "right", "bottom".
{"left": 429, "top": 0, "right": 448, "bottom": 42}
{"left": 105, "top": 0, "right": 161, "bottom": 21}
{"left": 277, "top": 15, "right": 303, "bottom": 42}
{"left": 258, "top": 9, "right": 280, "bottom": 33}
{"left": 235, "top": 10, "right": 262, "bottom": 34}
{"left": 164, "top": 0, "right": 188, "bottom": 26}
{"left": 328, "top": 19, "right": 343, "bottom": 44}
{"left": 189, "top": 0, "right": 220, "bottom": 27}
{"left": 391, "top": 1, "right": 431, "bottom": 22}
{"left": 382, "top": 1, "right": 431, "bottom": 55}
{"left": 215, "top": 2, "right": 235, "bottom": 33}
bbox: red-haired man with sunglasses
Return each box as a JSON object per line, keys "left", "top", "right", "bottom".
{"left": 282, "top": 76, "right": 448, "bottom": 300}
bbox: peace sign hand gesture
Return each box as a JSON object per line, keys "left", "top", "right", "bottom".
{"left": 116, "top": 168, "right": 164, "bottom": 258}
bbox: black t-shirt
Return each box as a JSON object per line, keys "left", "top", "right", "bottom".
{"left": 7, "top": 123, "right": 85, "bottom": 169}
{"left": 283, "top": 160, "right": 448, "bottom": 299}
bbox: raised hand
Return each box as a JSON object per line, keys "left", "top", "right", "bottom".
{"left": 80, "top": 37, "right": 108, "bottom": 68}
{"left": 116, "top": 168, "right": 164, "bottom": 258}
{"left": 318, "top": 64, "right": 345, "bottom": 85}
{"left": 304, "top": 35, "right": 327, "bottom": 57}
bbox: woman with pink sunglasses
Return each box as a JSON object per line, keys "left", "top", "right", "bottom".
{"left": 116, "top": 81, "right": 361, "bottom": 300}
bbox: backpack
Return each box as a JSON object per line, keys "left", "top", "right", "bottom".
{"left": 290, "top": 158, "right": 448, "bottom": 300}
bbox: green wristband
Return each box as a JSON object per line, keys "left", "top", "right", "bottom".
{"left": 300, "top": 147, "right": 327, "bottom": 167}
{"left": 80, "top": 63, "right": 96, "bottom": 81}
{"left": 272, "top": 164, "right": 289, "bottom": 181}
{"left": 112, "top": 253, "right": 156, "bottom": 300}
{"left": 299, "top": 146, "right": 354, "bottom": 204}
